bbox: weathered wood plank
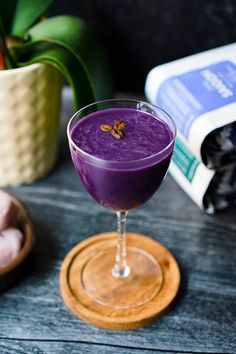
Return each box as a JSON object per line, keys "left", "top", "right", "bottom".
{"left": 0, "top": 339, "right": 186, "bottom": 354}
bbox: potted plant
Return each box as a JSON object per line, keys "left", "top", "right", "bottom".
{"left": 0, "top": 0, "right": 113, "bottom": 186}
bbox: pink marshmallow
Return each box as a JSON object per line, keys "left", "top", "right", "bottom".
{"left": 0, "top": 235, "right": 12, "bottom": 269}
{"left": 0, "top": 191, "right": 18, "bottom": 230}
{"left": 0, "top": 227, "right": 23, "bottom": 269}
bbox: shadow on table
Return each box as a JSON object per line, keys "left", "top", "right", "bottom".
{"left": 26, "top": 220, "right": 59, "bottom": 279}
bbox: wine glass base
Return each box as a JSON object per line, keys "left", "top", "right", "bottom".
{"left": 81, "top": 247, "right": 163, "bottom": 309}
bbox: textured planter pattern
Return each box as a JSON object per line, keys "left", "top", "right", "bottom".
{"left": 0, "top": 63, "right": 62, "bottom": 186}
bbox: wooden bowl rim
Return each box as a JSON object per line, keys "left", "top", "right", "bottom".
{"left": 0, "top": 192, "right": 34, "bottom": 276}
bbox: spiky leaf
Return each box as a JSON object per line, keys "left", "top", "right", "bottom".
{"left": 11, "top": 0, "right": 54, "bottom": 37}
{"left": 26, "top": 16, "right": 113, "bottom": 101}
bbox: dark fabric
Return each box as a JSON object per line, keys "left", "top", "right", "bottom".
{"left": 204, "top": 163, "right": 236, "bottom": 212}
{"left": 202, "top": 123, "right": 236, "bottom": 169}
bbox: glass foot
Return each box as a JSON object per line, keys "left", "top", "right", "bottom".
{"left": 81, "top": 247, "right": 163, "bottom": 309}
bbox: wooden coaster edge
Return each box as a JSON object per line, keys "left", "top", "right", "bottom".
{"left": 60, "top": 232, "right": 181, "bottom": 330}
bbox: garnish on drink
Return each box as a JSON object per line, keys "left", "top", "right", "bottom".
{"left": 100, "top": 120, "right": 126, "bottom": 139}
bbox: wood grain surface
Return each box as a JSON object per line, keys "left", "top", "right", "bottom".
{"left": 0, "top": 88, "right": 236, "bottom": 353}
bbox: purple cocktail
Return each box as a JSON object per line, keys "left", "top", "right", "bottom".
{"left": 67, "top": 99, "right": 176, "bottom": 309}
{"left": 70, "top": 107, "right": 173, "bottom": 211}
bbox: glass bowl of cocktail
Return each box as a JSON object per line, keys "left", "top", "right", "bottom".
{"left": 67, "top": 99, "right": 176, "bottom": 311}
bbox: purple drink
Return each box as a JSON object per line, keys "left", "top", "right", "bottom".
{"left": 70, "top": 107, "right": 174, "bottom": 211}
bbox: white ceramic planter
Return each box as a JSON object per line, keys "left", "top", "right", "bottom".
{"left": 0, "top": 63, "right": 62, "bottom": 186}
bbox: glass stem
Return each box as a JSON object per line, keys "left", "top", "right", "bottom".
{"left": 112, "top": 211, "right": 130, "bottom": 278}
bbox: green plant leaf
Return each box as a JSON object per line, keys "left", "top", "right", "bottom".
{"left": 0, "top": 0, "right": 17, "bottom": 35}
{"left": 11, "top": 41, "right": 95, "bottom": 110}
{"left": 11, "top": 0, "right": 54, "bottom": 37}
{"left": 26, "top": 16, "right": 113, "bottom": 101}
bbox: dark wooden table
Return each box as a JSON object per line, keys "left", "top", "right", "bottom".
{"left": 1, "top": 89, "right": 236, "bottom": 354}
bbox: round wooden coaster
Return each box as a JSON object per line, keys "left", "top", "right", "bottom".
{"left": 60, "top": 232, "right": 180, "bottom": 330}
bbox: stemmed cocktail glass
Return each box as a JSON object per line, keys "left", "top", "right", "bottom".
{"left": 67, "top": 99, "right": 176, "bottom": 309}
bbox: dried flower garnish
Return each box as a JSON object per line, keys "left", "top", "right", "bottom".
{"left": 100, "top": 120, "right": 126, "bottom": 139}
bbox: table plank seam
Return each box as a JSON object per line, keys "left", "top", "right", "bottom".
{"left": 0, "top": 337, "right": 230, "bottom": 354}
